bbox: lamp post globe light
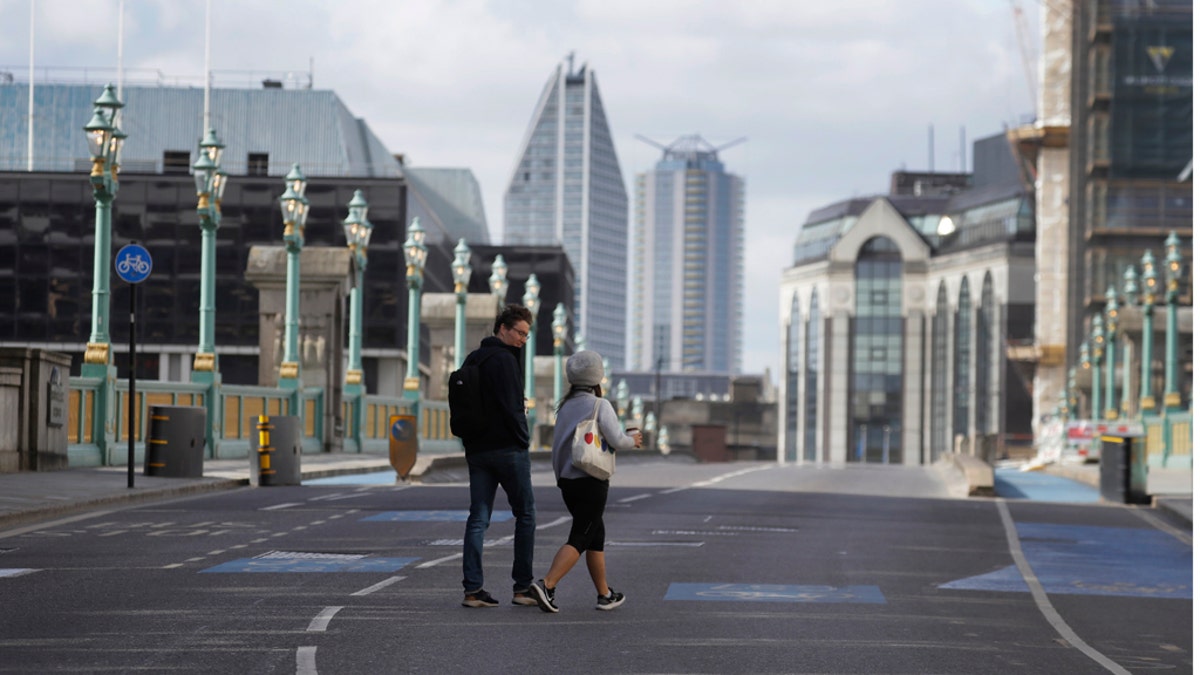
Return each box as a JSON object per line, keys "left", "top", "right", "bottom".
{"left": 616, "top": 379, "right": 629, "bottom": 425}
{"left": 81, "top": 84, "right": 126, "bottom": 374}
{"left": 277, "top": 163, "right": 310, "bottom": 390}
{"left": 551, "top": 303, "right": 567, "bottom": 410}
{"left": 1139, "top": 249, "right": 1158, "bottom": 413}
{"left": 452, "top": 239, "right": 472, "bottom": 368}
{"left": 192, "top": 127, "right": 225, "bottom": 377}
{"left": 1103, "top": 286, "right": 1119, "bottom": 420}
{"left": 489, "top": 255, "right": 508, "bottom": 310}
{"left": 343, "top": 189, "right": 373, "bottom": 392}
{"left": 403, "top": 217, "right": 428, "bottom": 401}
{"left": 522, "top": 274, "right": 541, "bottom": 431}
{"left": 1162, "top": 231, "right": 1182, "bottom": 412}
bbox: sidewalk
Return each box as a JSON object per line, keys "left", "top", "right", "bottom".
{"left": 0, "top": 451, "right": 415, "bottom": 530}
{"left": 1040, "top": 461, "right": 1193, "bottom": 526}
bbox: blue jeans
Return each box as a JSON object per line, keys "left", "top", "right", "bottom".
{"left": 462, "top": 448, "right": 536, "bottom": 593}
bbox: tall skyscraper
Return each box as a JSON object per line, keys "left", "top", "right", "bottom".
{"left": 630, "top": 135, "right": 745, "bottom": 374}
{"left": 503, "top": 55, "right": 629, "bottom": 368}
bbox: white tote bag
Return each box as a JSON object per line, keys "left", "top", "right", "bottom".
{"left": 570, "top": 399, "right": 616, "bottom": 480}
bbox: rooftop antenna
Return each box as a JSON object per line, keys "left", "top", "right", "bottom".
{"left": 566, "top": 50, "right": 575, "bottom": 75}
{"left": 713, "top": 137, "right": 748, "bottom": 153}
{"left": 203, "top": 0, "right": 211, "bottom": 131}
{"left": 928, "top": 124, "right": 934, "bottom": 172}
{"left": 27, "top": 0, "right": 34, "bottom": 171}
{"left": 635, "top": 134, "right": 668, "bottom": 151}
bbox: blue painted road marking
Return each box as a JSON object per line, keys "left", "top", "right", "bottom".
{"left": 361, "top": 510, "right": 514, "bottom": 523}
{"left": 940, "top": 522, "right": 1191, "bottom": 599}
{"left": 202, "top": 556, "right": 418, "bottom": 573}
{"left": 665, "top": 583, "right": 885, "bottom": 604}
{"left": 994, "top": 467, "right": 1101, "bottom": 502}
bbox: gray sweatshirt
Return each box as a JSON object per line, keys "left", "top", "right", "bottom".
{"left": 550, "top": 391, "right": 638, "bottom": 480}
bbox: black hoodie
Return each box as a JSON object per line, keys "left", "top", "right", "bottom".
{"left": 460, "top": 335, "right": 530, "bottom": 453}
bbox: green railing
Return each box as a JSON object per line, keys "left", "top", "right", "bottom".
{"left": 1144, "top": 411, "right": 1192, "bottom": 469}
{"left": 68, "top": 376, "right": 462, "bottom": 467}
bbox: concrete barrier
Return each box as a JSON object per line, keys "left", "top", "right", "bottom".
{"left": 951, "top": 453, "right": 995, "bottom": 497}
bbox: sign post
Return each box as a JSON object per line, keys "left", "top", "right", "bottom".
{"left": 115, "top": 243, "right": 152, "bottom": 488}
{"left": 388, "top": 414, "right": 418, "bottom": 480}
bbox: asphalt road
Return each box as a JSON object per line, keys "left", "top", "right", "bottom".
{"left": 0, "top": 459, "right": 1191, "bottom": 674}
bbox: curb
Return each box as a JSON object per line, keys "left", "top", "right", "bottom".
{"left": 0, "top": 478, "right": 244, "bottom": 531}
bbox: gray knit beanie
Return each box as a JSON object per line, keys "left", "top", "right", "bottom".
{"left": 566, "top": 350, "right": 604, "bottom": 387}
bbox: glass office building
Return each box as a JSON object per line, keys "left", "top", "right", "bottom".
{"left": 630, "top": 135, "right": 744, "bottom": 374}
{"left": 503, "top": 56, "right": 629, "bottom": 369}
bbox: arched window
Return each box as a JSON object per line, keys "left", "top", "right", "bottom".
{"left": 849, "top": 237, "right": 902, "bottom": 463}
{"left": 931, "top": 283, "right": 950, "bottom": 459}
{"left": 804, "top": 290, "right": 821, "bottom": 462}
{"left": 952, "top": 279, "right": 973, "bottom": 440}
{"left": 784, "top": 293, "right": 801, "bottom": 462}
{"left": 976, "top": 274, "right": 995, "bottom": 434}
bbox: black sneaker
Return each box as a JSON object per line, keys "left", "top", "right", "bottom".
{"left": 512, "top": 588, "right": 538, "bottom": 606}
{"left": 462, "top": 589, "right": 499, "bottom": 608}
{"left": 595, "top": 587, "right": 625, "bottom": 611}
{"left": 529, "top": 579, "right": 559, "bottom": 613}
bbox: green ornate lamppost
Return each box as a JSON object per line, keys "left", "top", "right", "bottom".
{"left": 403, "top": 218, "right": 427, "bottom": 402}
{"left": 342, "top": 190, "right": 372, "bottom": 451}
{"left": 1103, "top": 286, "right": 1119, "bottom": 420}
{"left": 616, "top": 379, "right": 629, "bottom": 426}
{"left": 452, "top": 239, "right": 472, "bottom": 368}
{"left": 522, "top": 274, "right": 541, "bottom": 431}
{"left": 81, "top": 84, "right": 126, "bottom": 376}
{"left": 489, "top": 255, "right": 508, "bottom": 310}
{"left": 1139, "top": 250, "right": 1158, "bottom": 413}
{"left": 1121, "top": 266, "right": 1139, "bottom": 418}
{"left": 343, "top": 190, "right": 373, "bottom": 392}
{"left": 1162, "top": 232, "right": 1182, "bottom": 413}
{"left": 1089, "top": 314, "right": 1104, "bottom": 423}
{"left": 191, "top": 128, "right": 226, "bottom": 378}
{"left": 277, "top": 163, "right": 310, "bottom": 392}
{"left": 552, "top": 302, "right": 567, "bottom": 409}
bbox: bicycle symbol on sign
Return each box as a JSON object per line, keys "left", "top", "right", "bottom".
{"left": 116, "top": 253, "right": 151, "bottom": 276}
{"left": 114, "top": 243, "right": 153, "bottom": 284}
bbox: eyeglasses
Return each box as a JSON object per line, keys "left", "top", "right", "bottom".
{"left": 509, "top": 326, "right": 529, "bottom": 339}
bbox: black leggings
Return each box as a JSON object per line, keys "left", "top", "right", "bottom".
{"left": 557, "top": 476, "right": 609, "bottom": 553}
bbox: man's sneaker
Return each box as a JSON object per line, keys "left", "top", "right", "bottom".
{"left": 462, "top": 589, "right": 499, "bottom": 608}
{"left": 529, "top": 579, "right": 559, "bottom": 613}
{"left": 512, "top": 588, "right": 539, "bottom": 606}
{"left": 595, "top": 587, "right": 626, "bottom": 611}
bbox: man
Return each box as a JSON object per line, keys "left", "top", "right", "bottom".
{"left": 459, "top": 303, "right": 538, "bottom": 608}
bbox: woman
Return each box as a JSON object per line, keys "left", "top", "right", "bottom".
{"left": 529, "top": 350, "right": 642, "bottom": 613}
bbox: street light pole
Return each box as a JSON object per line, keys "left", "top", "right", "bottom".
{"left": 489, "top": 255, "right": 508, "bottom": 311}
{"left": 277, "top": 164, "right": 309, "bottom": 395}
{"left": 343, "top": 190, "right": 373, "bottom": 391}
{"left": 1139, "top": 250, "right": 1158, "bottom": 413}
{"left": 452, "top": 239, "right": 472, "bottom": 368}
{"left": 522, "top": 274, "right": 541, "bottom": 433}
{"left": 552, "top": 303, "right": 566, "bottom": 409}
{"left": 1122, "top": 265, "right": 1139, "bottom": 418}
{"left": 1103, "top": 286, "right": 1118, "bottom": 420}
{"left": 192, "top": 128, "right": 225, "bottom": 377}
{"left": 403, "top": 218, "right": 427, "bottom": 402}
{"left": 81, "top": 84, "right": 125, "bottom": 375}
{"left": 1162, "top": 232, "right": 1182, "bottom": 413}
{"left": 1090, "top": 314, "right": 1104, "bottom": 422}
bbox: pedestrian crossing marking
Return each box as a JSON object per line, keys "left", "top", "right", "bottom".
{"left": 201, "top": 551, "right": 419, "bottom": 573}
{"left": 361, "top": 510, "right": 514, "bottom": 523}
{"left": 665, "top": 583, "right": 885, "bottom": 604}
{"left": 940, "top": 522, "right": 1192, "bottom": 599}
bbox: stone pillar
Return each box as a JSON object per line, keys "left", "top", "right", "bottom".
{"left": 0, "top": 348, "right": 71, "bottom": 471}
{"left": 245, "top": 246, "right": 351, "bottom": 452}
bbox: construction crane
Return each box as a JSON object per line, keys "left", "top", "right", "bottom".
{"left": 1010, "top": 0, "right": 1040, "bottom": 114}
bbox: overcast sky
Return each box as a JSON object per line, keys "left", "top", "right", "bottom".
{"left": 0, "top": 0, "right": 1040, "bottom": 381}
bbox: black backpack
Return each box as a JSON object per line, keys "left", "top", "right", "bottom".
{"left": 448, "top": 350, "right": 499, "bottom": 440}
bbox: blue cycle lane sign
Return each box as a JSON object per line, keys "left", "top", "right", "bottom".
{"left": 115, "top": 244, "right": 153, "bottom": 284}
